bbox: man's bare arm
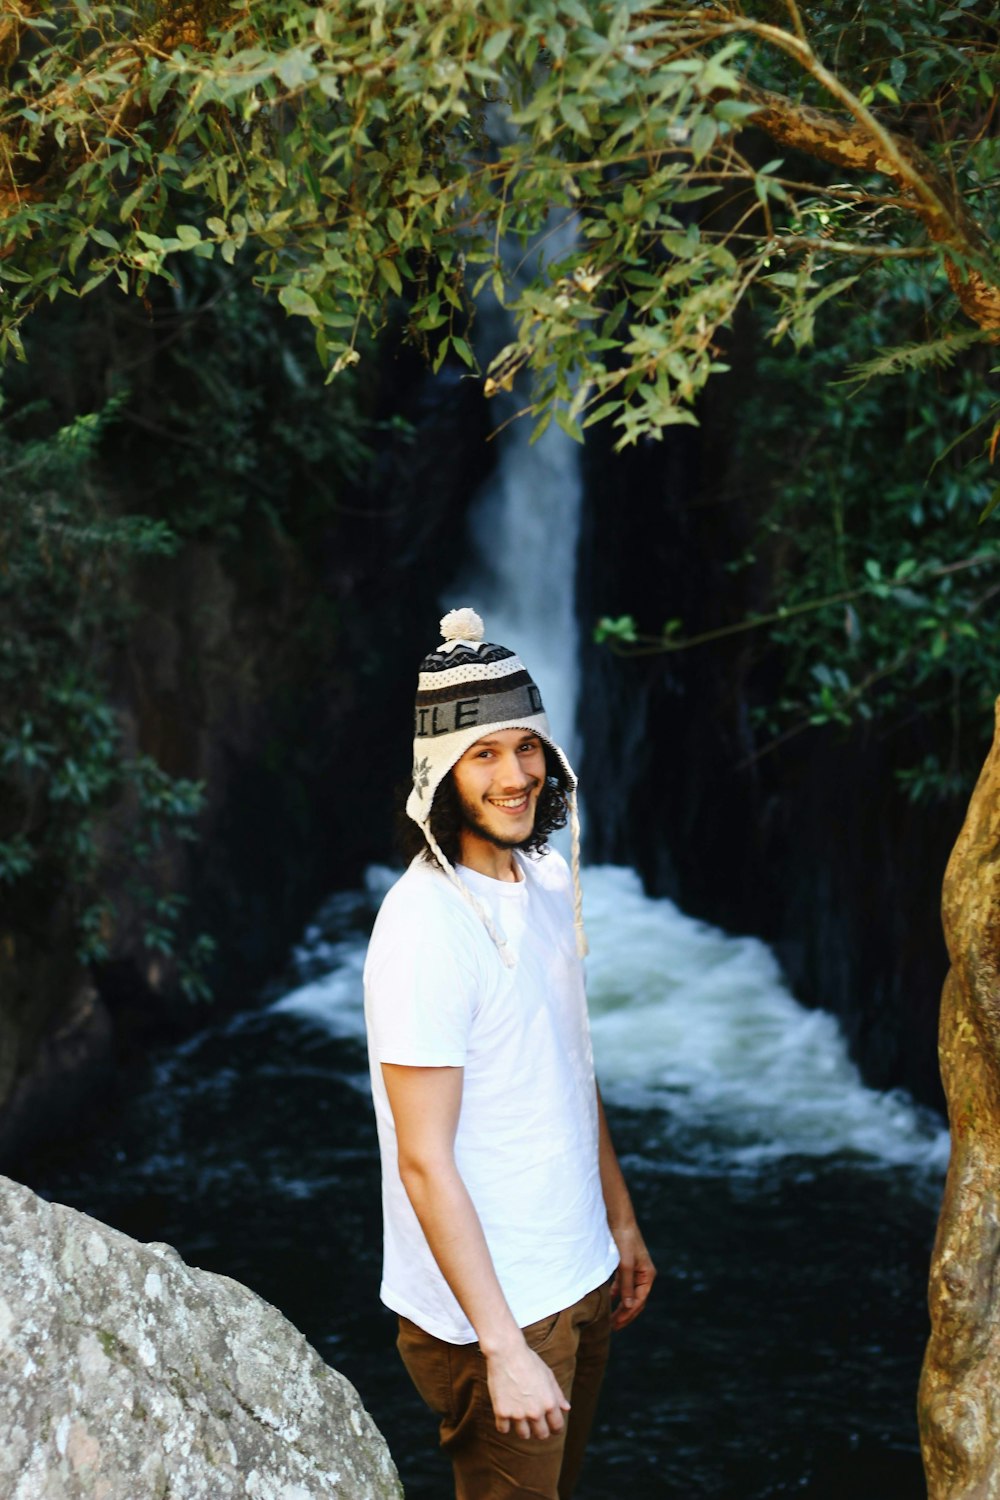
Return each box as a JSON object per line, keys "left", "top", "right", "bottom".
{"left": 381, "top": 1061, "right": 571, "bottom": 1440}
{"left": 596, "top": 1084, "right": 657, "bottom": 1330}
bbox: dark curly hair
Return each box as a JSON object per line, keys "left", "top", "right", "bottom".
{"left": 396, "top": 742, "right": 570, "bottom": 868}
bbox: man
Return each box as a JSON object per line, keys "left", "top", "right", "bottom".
{"left": 364, "top": 607, "right": 655, "bottom": 1499}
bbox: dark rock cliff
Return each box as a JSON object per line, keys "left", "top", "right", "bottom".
{"left": 0, "top": 288, "right": 492, "bottom": 1163}
{"left": 576, "top": 383, "right": 956, "bottom": 1113}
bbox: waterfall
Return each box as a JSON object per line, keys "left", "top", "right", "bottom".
{"left": 446, "top": 410, "right": 582, "bottom": 767}
{"left": 445, "top": 211, "right": 584, "bottom": 767}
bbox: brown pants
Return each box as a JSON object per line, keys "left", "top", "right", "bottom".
{"left": 397, "top": 1279, "right": 612, "bottom": 1500}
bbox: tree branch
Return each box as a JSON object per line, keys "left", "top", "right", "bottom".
{"left": 0, "top": 2, "right": 249, "bottom": 211}
{"left": 663, "top": 7, "right": 1000, "bottom": 332}
{"left": 758, "top": 234, "right": 936, "bottom": 259}
{"left": 741, "top": 81, "right": 1000, "bottom": 330}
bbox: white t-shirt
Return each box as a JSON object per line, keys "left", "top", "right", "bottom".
{"left": 364, "top": 848, "right": 618, "bottom": 1344}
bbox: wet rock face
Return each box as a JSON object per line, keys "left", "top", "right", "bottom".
{"left": 920, "top": 698, "right": 1000, "bottom": 1498}
{"left": 0, "top": 1176, "right": 401, "bottom": 1500}
{"left": 576, "top": 419, "right": 956, "bottom": 1112}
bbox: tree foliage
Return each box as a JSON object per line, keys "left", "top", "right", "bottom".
{"left": 735, "top": 258, "right": 1000, "bottom": 801}
{"left": 0, "top": 1, "right": 997, "bottom": 446}
{"left": 598, "top": 251, "right": 1000, "bottom": 802}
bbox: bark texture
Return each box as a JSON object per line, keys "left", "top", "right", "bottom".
{"left": 920, "top": 696, "right": 1000, "bottom": 1496}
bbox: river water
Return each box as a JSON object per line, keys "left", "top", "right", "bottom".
{"left": 25, "top": 862, "right": 946, "bottom": 1498}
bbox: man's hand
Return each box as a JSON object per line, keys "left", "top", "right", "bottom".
{"left": 595, "top": 1084, "right": 656, "bottom": 1330}
{"left": 610, "top": 1219, "right": 656, "bottom": 1331}
{"left": 484, "top": 1335, "right": 571, "bottom": 1440}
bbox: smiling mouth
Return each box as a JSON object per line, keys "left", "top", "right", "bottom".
{"left": 487, "top": 793, "right": 532, "bottom": 813}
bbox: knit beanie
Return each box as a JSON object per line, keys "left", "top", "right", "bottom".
{"left": 406, "top": 607, "right": 587, "bottom": 966}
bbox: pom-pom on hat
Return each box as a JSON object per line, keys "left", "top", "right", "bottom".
{"left": 406, "top": 608, "right": 587, "bottom": 966}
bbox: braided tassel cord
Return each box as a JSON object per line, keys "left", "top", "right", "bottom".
{"left": 421, "top": 824, "right": 517, "bottom": 970}
{"left": 568, "top": 789, "right": 589, "bottom": 959}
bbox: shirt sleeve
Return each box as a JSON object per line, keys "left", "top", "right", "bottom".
{"left": 364, "top": 889, "right": 481, "bottom": 1067}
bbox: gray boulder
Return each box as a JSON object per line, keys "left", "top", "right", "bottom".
{"left": 0, "top": 1175, "right": 402, "bottom": 1499}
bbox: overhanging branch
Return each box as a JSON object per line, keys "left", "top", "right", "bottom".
{"left": 664, "top": 4, "right": 1000, "bottom": 331}
{"left": 0, "top": 2, "right": 250, "bottom": 211}
{"left": 741, "top": 82, "right": 1000, "bottom": 330}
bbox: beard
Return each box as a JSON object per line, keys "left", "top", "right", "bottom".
{"left": 455, "top": 784, "right": 540, "bottom": 850}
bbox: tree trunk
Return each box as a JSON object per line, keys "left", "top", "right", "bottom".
{"left": 920, "top": 697, "right": 1000, "bottom": 1497}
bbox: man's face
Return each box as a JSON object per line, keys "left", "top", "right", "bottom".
{"left": 451, "top": 729, "right": 546, "bottom": 856}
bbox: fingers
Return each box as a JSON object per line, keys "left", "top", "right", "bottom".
{"left": 486, "top": 1334, "right": 572, "bottom": 1442}
{"left": 494, "top": 1413, "right": 555, "bottom": 1440}
{"left": 611, "top": 1258, "right": 656, "bottom": 1329}
{"left": 494, "top": 1395, "right": 569, "bottom": 1441}
{"left": 619, "top": 1258, "right": 636, "bottom": 1311}
{"left": 611, "top": 1297, "right": 640, "bottom": 1330}
{"left": 610, "top": 1268, "right": 639, "bottom": 1330}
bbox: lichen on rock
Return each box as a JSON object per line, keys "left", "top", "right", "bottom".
{"left": 0, "top": 1175, "right": 402, "bottom": 1499}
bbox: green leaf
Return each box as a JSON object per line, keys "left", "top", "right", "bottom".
{"left": 594, "top": 615, "right": 638, "bottom": 644}
{"left": 582, "top": 400, "right": 622, "bottom": 429}
{"left": 68, "top": 234, "right": 89, "bottom": 274}
{"left": 979, "top": 484, "right": 1000, "bottom": 525}
{"left": 79, "top": 269, "right": 112, "bottom": 296}
{"left": 483, "top": 28, "right": 512, "bottom": 64}
{"left": 278, "top": 284, "right": 320, "bottom": 317}
{"left": 377, "top": 258, "right": 403, "bottom": 296}
{"left": 452, "top": 336, "right": 475, "bottom": 368}
{"left": 529, "top": 409, "right": 552, "bottom": 445}
{"left": 559, "top": 97, "right": 590, "bottom": 136}
{"left": 690, "top": 115, "right": 717, "bottom": 163}
{"left": 119, "top": 184, "right": 147, "bottom": 222}
{"left": 275, "top": 48, "right": 319, "bottom": 92}
{"left": 555, "top": 408, "right": 584, "bottom": 444}
{"left": 711, "top": 98, "right": 761, "bottom": 124}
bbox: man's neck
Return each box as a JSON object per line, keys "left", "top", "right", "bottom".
{"left": 457, "top": 833, "right": 522, "bottom": 883}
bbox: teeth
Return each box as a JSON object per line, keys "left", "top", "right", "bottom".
{"left": 490, "top": 796, "right": 527, "bottom": 808}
